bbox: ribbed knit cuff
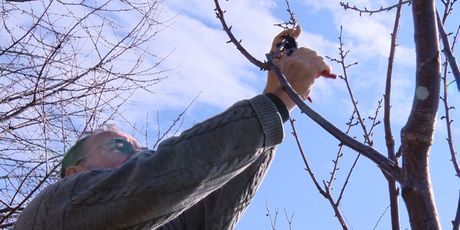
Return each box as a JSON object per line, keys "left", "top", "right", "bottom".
{"left": 248, "top": 94, "right": 284, "bottom": 147}
{"left": 265, "top": 93, "right": 289, "bottom": 123}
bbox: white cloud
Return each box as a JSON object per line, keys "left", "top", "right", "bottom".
{"left": 143, "top": 8, "right": 260, "bottom": 110}
{"left": 300, "top": 0, "right": 415, "bottom": 64}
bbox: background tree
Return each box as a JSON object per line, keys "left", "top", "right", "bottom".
{"left": 214, "top": 0, "right": 459, "bottom": 229}
{"left": 0, "top": 0, "right": 168, "bottom": 228}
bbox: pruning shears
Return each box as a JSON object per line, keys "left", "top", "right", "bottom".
{"left": 275, "top": 34, "right": 337, "bottom": 77}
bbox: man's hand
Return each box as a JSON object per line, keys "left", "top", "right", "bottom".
{"left": 263, "top": 26, "right": 301, "bottom": 94}
{"left": 278, "top": 47, "right": 333, "bottom": 100}
{"left": 263, "top": 27, "right": 334, "bottom": 102}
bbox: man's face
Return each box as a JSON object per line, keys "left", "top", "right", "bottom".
{"left": 79, "top": 131, "right": 142, "bottom": 171}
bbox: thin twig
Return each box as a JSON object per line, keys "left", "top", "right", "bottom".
{"left": 340, "top": 0, "right": 411, "bottom": 16}
{"left": 326, "top": 111, "right": 357, "bottom": 189}
{"left": 265, "top": 200, "right": 279, "bottom": 230}
{"left": 151, "top": 92, "right": 200, "bottom": 150}
{"left": 289, "top": 119, "right": 327, "bottom": 197}
{"left": 283, "top": 208, "right": 294, "bottom": 230}
{"left": 327, "top": 26, "right": 378, "bottom": 146}
{"left": 336, "top": 153, "right": 360, "bottom": 206}
{"left": 274, "top": 0, "right": 297, "bottom": 29}
{"left": 289, "top": 119, "right": 349, "bottom": 229}
{"left": 373, "top": 205, "right": 391, "bottom": 230}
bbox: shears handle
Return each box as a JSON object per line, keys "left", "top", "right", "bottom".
{"left": 276, "top": 35, "right": 298, "bottom": 56}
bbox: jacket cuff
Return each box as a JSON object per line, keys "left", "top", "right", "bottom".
{"left": 248, "top": 94, "right": 284, "bottom": 147}
{"left": 264, "top": 93, "right": 289, "bottom": 123}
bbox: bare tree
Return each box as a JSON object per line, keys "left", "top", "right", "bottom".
{"left": 0, "top": 0, "right": 169, "bottom": 227}
{"left": 214, "top": 0, "right": 459, "bottom": 229}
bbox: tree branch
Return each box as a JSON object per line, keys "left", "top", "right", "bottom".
{"left": 401, "top": 1, "right": 441, "bottom": 228}
{"left": 274, "top": 0, "right": 297, "bottom": 29}
{"left": 213, "top": 0, "right": 268, "bottom": 70}
{"left": 212, "top": 0, "right": 401, "bottom": 180}
{"left": 340, "top": 0, "right": 411, "bottom": 16}
{"left": 436, "top": 10, "right": 460, "bottom": 92}
{"left": 384, "top": 1, "right": 404, "bottom": 228}
{"left": 454, "top": 190, "right": 460, "bottom": 230}
{"left": 267, "top": 54, "right": 401, "bottom": 181}
{"left": 289, "top": 119, "right": 349, "bottom": 229}
{"left": 439, "top": 10, "right": 460, "bottom": 178}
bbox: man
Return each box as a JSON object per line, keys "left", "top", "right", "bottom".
{"left": 14, "top": 27, "right": 332, "bottom": 230}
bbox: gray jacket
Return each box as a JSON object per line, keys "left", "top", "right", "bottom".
{"left": 14, "top": 94, "right": 285, "bottom": 230}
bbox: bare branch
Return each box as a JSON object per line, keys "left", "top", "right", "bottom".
{"left": 213, "top": 0, "right": 268, "bottom": 70}
{"left": 267, "top": 51, "right": 401, "bottom": 182}
{"left": 436, "top": 10, "right": 460, "bottom": 92}
{"left": 372, "top": 205, "right": 391, "bottom": 230}
{"left": 265, "top": 200, "right": 279, "bottom": 230}
{"left": 439, "top": 11, "right": 460, "bottom": 178}
{"left": 289, "top": 119, "right": 327, "bottom": 198}
{"left": 289, "top": 119, "right": 349, "bottom": 229}
{"left": 326, "top": 111, "right": 357, "bottom": 189}
{"left": 340, "top": 1, "right": 411, "bottom": 16}
{"left": 151, "top": 92, "right": 200, "bottom": 149}
{"left": 336, "top": 154, "right": 360, "bottom": 206}
{"left": 274, "top": 0, "right": 297, "bottom": 29}
{"left": 384, "top": 1, "right": 404, "bottom": 228}
{"left": 328, "top": 26, "right": 380, "bottom": 146}
{"left": 283, "top": 208, "right": 294, "bottom": 230}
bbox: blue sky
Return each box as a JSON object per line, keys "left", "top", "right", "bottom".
{"left": 2, "top": 0, "right": 459, "bottom": 229}
{"left": 124, "top": 0, "right": 460, "bottom": 229}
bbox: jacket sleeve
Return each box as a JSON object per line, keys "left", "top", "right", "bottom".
{"left": 13, "top": 94, "right": 284, "bottom": 230}
{"left": 171, "top": 144, "right": 277, "bottom": 230}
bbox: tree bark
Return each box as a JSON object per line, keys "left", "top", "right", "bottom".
{"left": 401, "top": 0, "right": 441, "bottom": 229}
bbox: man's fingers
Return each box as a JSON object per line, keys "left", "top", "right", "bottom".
{"left": 275, "top": 26, "right": 301, "bottom": 40}
{"left": 271, "top": 26, "right": 302, "bottom": 51}
{"left": 291, "top": 25, "right": 301, "bottom": 39}
{"left": 318, "top": 64, "right": 336, "bottom": 79}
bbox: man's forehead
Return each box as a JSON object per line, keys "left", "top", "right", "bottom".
{"left": 86, "top": 131, "right": 139, "bottom": 147}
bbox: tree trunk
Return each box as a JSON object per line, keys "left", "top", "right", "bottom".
{"left": 401, "top": 0, "right": 441, "bottom": 229}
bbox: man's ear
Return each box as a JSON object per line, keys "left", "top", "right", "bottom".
{"left": 65, "top": 165, "right": 85, "bottom": 177}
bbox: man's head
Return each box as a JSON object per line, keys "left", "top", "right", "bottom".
{"left": 60, "top": 126, "right": 143, "bottom": 178}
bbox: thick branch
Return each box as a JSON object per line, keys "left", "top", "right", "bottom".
{"left": 401, "top": 1, "right": 441, "bottom": 229}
